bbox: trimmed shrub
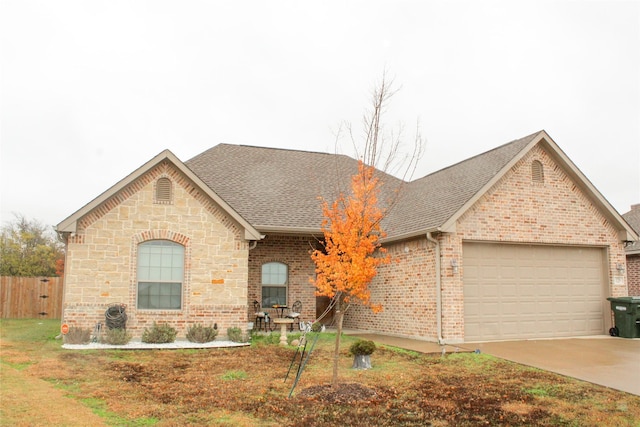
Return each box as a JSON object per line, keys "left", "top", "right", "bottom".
{"left": 186, "top": 324, "right": 218, "bottom": 343}
{"left": 101, "top": 328, "right": 132, "bottom": 345}
{"left": 349, "top": 339, "right": 376, "bottom": 356}
{"left": 64, "top": 326, "right": 91, "bottom": 344}
{"left": 141, "top": 322, "right": 177, "bottom": 344}
{"left": 227, "top": 327, "right": 243, "bottom": 343}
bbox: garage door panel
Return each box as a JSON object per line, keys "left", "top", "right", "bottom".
{"left": 464, "top": 243, "right": 606, "bottom": 341}
{"left": 520, "top": 284, "right": 538, "bottom": 297}
{"left": 501, "top": 301, "right": 520, "bottom": 315}
{"left": 500, "top": 284, "right": 517, "bottom": 297}
{"left": 482, "top": 284, "right": 500, "bottom": 297}
{"left": 501, "top": 322, "right": 520, "bottom": 336}
{"left": 519, "top": 302, "right": 538, "bottom": 314}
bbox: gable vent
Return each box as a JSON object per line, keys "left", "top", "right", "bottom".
{"left": 531, "top": 160, "right": 544, "bottom": 184}
{"left": 155, "top": 177, "right": 172, "bottom": 202}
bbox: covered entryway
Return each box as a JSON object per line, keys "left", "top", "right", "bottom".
{"left": 463, "top": 242, "right": 608, "bottom": 341}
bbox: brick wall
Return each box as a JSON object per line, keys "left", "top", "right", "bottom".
{"left": 62, "top": 161, "right": 250, "bottom": 339}
{"left": 248, "top": 235, "right": 318, "bottom": 324}
{"left": 343, "top": 237, "right": 437, "bottom": 339}
{"left": 344, "top": 144, "right": 628, "bottom": 342}
{"left": 627, "top": 254, "right": 640, "bottom": 296}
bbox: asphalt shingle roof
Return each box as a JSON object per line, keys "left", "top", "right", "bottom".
{"left": 185, "top": 132, "right": 541, "bottom": 239}
{"left": 186, "top": 145, "right": 403, "bottom": 231}
{"left": 622, "top": 205, "right": 640, "bottom": 252}
{"left": 385, "top": 132, "right": 539, "bottom": 237}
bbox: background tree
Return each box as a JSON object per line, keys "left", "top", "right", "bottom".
{"left": 0, "top": 214, "right": 65, "bottom": 277}
{"left": 311, "top": 74, "right": 424, "bottom": 387}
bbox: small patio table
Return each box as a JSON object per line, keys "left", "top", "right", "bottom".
{"left": 272, "top": 305, "right": 288, "bottom": 318}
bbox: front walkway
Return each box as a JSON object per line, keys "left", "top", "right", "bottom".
{"left": 343, "top": 330, "right": 460, "bottom": 354}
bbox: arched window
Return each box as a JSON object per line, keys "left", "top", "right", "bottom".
{"left": 531, "top": 160, "right": 544, "bottom": 183}
{"left": 137, "top": 240, "right": 184, "bottom": 309}
{"left": 261, "top": 262, "right": 288, "bottom": 307}
{"left": 155, "top": 177, "right": 172, "bottom": 202}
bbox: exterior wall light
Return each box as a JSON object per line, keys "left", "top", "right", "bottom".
{"left": 451, "top": 259, "right": 459, "bottom": 274}
{"left": 616, "top": 263, "right": 625, "bottom": 274}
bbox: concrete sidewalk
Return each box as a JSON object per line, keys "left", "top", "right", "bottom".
{"left": 343, "top": 331, "right": 459, "bottom": 354}
{"left": 344, "top": 331, "right": 640, "bottom": 396}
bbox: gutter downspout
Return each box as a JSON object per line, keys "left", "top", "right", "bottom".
{"left": 426, "top": 232, "right": 444, "bottom": 345}
{"left": 56, "top": 230, "right": 71, "bottom": 339}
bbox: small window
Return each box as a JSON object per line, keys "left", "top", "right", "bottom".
{"left": 261, "top": 262, "right": 287, "bottom": 307}
{"left": 531, "top": 160, "right": 544, "bottom": 183}
{"left": 155, "top": 177, "right": 172, "bottom": 202}
{"left": 137, "top": 240, "right": 184, "bottom": 309}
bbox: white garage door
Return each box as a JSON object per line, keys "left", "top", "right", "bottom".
{"left": 463, "top": 243, "right": 607, "bottom": 342}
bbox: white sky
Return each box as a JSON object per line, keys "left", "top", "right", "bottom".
{"left": 1, "top": 1, "right": 639, "bottom": 230}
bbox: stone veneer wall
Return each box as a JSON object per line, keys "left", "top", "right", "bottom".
{"left": 248, "top": 235, "right": 318, "bottom": 324}
{"left": 62, "top": 161, "right": 250, "bottom": 339}
{"left": 344, "top": 145, "right": 629, "bottom": 342}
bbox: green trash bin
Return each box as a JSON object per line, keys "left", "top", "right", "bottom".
{"left": 607, "top": 297, "right": 640, "bottom": 338}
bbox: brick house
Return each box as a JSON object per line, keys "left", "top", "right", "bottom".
{"left": 57, "top": 130, "right": 637, "bottom": 342}
{"left": 622, "top": 204, "right": 640, "bottom": 296}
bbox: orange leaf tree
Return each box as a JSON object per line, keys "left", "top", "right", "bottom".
{"left": 311, "top": 72, "right": 424, "bottom": 388}
{"left": 311, "top": 160, "right": 391, "bottom": 387}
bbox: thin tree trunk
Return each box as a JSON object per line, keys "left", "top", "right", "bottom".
{"left": 332, "top": 308, "right": 344, "bottom": 388}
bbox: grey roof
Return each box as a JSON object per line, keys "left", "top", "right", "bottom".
{"left": 58, "top": 130, "right": 636, "bottom": 243}
{"left": 183, "top": 130, "right": 637, "bottom": 243}
{"left": 186, "top": 144, "right": 404, "bottom": 232}
{"left": 385, "top": 132, "right": 539, "bottom": 238}
{"left": 622, "top": 204, "right": 640, "bottom": 253}
{"left": 185, "top": 133, "right": 540, "bottom": 239}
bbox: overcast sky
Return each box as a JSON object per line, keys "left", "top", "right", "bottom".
{"left": 1, "top": 1, "right": 639, "bottom": 231}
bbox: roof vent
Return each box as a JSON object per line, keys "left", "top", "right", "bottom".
{"left": 155, "top": 177, "right": 172, "bottom": 202}
{"left": 531, "top": 160, "right": 544, "bottom": 184}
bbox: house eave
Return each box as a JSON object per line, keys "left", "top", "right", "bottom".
{"left": 381, "top": 227, "right": 450, "bottom": 244}
{"left": 257, "top": 225, "right": 322, "bottom": 236}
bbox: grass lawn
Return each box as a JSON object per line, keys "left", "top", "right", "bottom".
{"left": 1, "top": 319, "right": 639, "bottom": 426}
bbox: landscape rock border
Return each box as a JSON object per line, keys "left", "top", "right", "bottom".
{"left": 63, "top": 339, "right": 249, "bottom": 350}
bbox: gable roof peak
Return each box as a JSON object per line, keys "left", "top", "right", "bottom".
{"left": 419, "top": 130, "right": 546, "bottom": 181}
{"left": 57, "top": 147, "right": 262, "bottom": 240}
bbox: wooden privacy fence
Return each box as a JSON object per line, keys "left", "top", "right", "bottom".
{"left": 0, "top": 276, "right": 63, "bottom": 319}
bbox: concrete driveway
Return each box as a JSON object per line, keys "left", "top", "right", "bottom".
{"left": 461, "top": 337, "right": 640, "bottom": 396}
{"left": 345, "top": 331, "right": 639, "bottom": 395}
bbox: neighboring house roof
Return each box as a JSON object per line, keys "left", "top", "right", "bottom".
{"left": 622, "top": 204, "right": 640, "bottom": 254}
{"left": 57, "top": 150, "right": 263, "bottom": 241}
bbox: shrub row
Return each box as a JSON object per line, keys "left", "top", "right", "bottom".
{"left": 64, "top": 322, "right": 244, "bottom": 345}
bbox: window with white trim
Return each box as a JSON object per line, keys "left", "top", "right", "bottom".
{"left": 261, "top": 262, "right": 287, "bottom": 307}
{"left": 137, "top": 240, "right": 184, "bottom": 310}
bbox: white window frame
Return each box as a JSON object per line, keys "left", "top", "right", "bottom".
{"left": 137, "top": 240, "right": 184, "bottom": 310}
{"left": 261, "top": 261, "right": 288, "bottom": 307}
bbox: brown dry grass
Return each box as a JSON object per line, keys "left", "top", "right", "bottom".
{"left": 2, "top": 319, "right": 640, "bottom": 426}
